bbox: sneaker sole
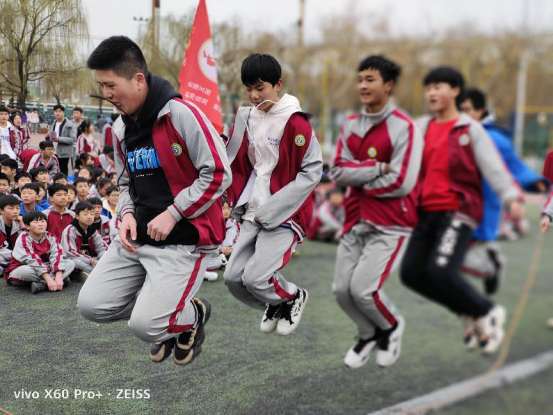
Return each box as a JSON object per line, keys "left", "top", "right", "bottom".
{"left": 276, "top": 290, "right": 309, "bottom": 336}
{"left": 344, "top": 343, "right": 375, "bottom": 369}
{"left": 174, "top": 299, "right": 211, "bottom": 365}
{"left": 260, "top": 321, "right": 279, "bottom": 334}
{"left": 481, "top": 306, "right": 507, "bottom": 355}
{"left": 150, "top": 339, "right": 175, "bottom": 363}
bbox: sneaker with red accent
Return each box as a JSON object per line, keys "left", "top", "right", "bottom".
{"left": 276, "top": 288, "right": 308, "bottom": 336}
{"left": 173, "top": 298, "right": 211, "bottom": 365}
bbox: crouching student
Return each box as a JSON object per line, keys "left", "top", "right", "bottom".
{"left": 61, "top": 201, "right": 106, "bottom": 280}
{"left": 0, "top": 195, "right": 21, "bottom": 273}
{"left": 88, "top": 197, "right": 111, "bottom": 245}
{"left": 4, "top": 211, "right": 75, "bottom": 294}
{"left": 307, "top": 188, "right": 345, "bottom": 242}
{"left": 204, "top": 198, "right": 240, "bottom": 282}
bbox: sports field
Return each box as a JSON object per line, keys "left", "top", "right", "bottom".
{"left": 1, "top": 204, "right": 552, "bottom": 415}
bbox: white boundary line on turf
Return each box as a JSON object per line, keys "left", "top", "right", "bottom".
{"left": 369, "top": 350, "right": 553, "bottom": 415}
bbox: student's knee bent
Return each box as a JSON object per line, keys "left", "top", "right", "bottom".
{"left": 77, "top": 285, "right": 116, "bottom": 323}
{"left": 128, "top": 311, "right": 168, "bottom": 344}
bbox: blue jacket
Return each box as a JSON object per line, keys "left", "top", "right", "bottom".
{"left": 473, "top": 122, "right": 547, "bottom": 241}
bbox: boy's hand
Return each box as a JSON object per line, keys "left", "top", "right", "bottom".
{"left": 54, "top": 273, "right": 64, "bottom": 290}
{"left": 221, "top": 246, "right": 232, "bottom": 256}
{"left": 509, "top": 201, "right": 525, "bottom": 221}
{"left": 92, "top": 259, "right": 99, "bottom": 266}
{"left": 43, "top": 274, "right": 58, "bottom": 292}
{"left": 541, "top": 215, "right": 551, "bottom": 233}
{"left": 147, "top": 210, "right": 177, "bottom": 242}
{"left": 119, "top": 213, "right": 138, "bottom": 253}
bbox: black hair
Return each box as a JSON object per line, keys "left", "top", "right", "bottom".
{"left": 97, "top": 178, "right": 111, "bottom": 189}
{"left": 52, "top": 172, "right": 68, "bottom": 182}
{"left": 79, "top": 166, "right": 96, "bottom": 183}
{"left": 423, "top": 66, "right": 464, "bottom": 90}
{"left": 462, "top": 88, "right": 487, "bottom": 111}
{"left": 110, "top": 113, "right": 119, "bottom": 122}
{"left": 73, "top": 106, "right": 83, "bottom": 114}
{"left": 75, "top": 201, "right": 94, "bottom": 215}
{"left": 1, "top": 158, "right": 18, "bottom": 170}
{"left": 9, "top": 111, "right": 22, "bottom": 124}
{"left": 21, "top": 182, "right": 40, "bottom": 194}
{"left": 48, "top": 183, "right": 69, "bottom": 197}
{"left": 327, "top": 188, "right": 345, "bottom": 198}
{"left": 241, "top": 54, "right": 282, "bottom": 87}
{"left": 103, "top": 145, "right": 114, "bottom": 155}
{"left": 106, "top": 185, "right": 119, "bottom": 196}
{"left": 39, "top": 140, "right": 55, "bottom": 150}
{"left": 23, "top": 210, "right": 47, "bottom": 225}
{"left": 0, "top": 195, "right": 20, "bottom": 209}
{"left": 66, "top": 183, "right": 76, "bottom": 193}
{"left": 0, "top": 105, "right": 8, "bottom": 114}
{"left": 16, "top": 172, "right": 32, "bottom": 182}
{"left": 30, "top": 166, "right": 49, "bottom": 180}
{"left": 87, "top": 36, "right": 148, "bottom": 80}
{"left": 80, "top": 119, "right": 92, "bottom": 134}
{"left": 74, "top": 177, "right": 90, "bottom": 187}
{"left": 106, "top": 152, "right": 114, "bottom": 161}
{"left": 320, "top": 174, "right": 331, "bottom": 184}
{"left": 87, "top": 197, "right": 103, "bottom": 207}
{"left": 93, "top": 167, "right": 105, "bottom": 182}
{"left": 107, "top": 172, "right": 116, "bottom": 181}
{"left": 0, "top": 172, "right": 9, "bottom": 183}
{"left": 75, "top": 152, "right": 92, "bottom": 170}
{"left": 358, "top": 55, "right": 402, "bottom": 83}
{"left": 53, "top": 104, "right": 65, "bottom": 112}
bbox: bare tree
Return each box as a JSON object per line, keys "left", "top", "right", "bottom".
{"left": 0, "top": 0, "right": 88, "bottom": 107}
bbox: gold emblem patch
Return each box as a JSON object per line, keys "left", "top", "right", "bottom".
{"left": 171, "top": 143, "right": 183, "bottom": 156}
{"left": 368, "top": 146, "right": 378, "bottom": 158}
{"left": 294, "top": 134, "right": 306, "bottom": 147}
{"left": 459, "top": 134, "right": 471, "bottom": 146}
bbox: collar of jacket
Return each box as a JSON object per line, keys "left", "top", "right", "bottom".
{"left": 350, "top": 100, "right": 396, "bottom": 137}
{"left": 71, "top": 218, "right": 96, "bottom": 240}
{"left": 418, "top": 112, "right": 473, "bottom": 135}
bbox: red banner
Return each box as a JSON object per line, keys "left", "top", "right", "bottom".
{"left": 178, "top": 0, "right": 223, "bottom": 133}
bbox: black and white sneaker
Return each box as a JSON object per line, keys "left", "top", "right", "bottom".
{"left": 276, "top": 288, "right": 309, "bottom": 336}
{"left": 260, "top": 303, "right": 283, "bottom": 333}
{"left": 150, "top": 338, "right": 176, "bottom": 363}
{"left": 31, "top": 281, "right": 47, "bottom": 294}
{"left": 173, "top": 298, "right": 211, "bottom": 365}
{"left": 376, "top": 316, "right": 405, "bottom": 368}
{"left": 475, "top": 305, "right": 506, "bottom": 354}
{"left": 344, "top": 335, "right": 378, "bottom": 369}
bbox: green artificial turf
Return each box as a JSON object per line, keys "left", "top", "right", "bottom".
{"left": 1, "top": 205, "right": 552, "bottom": 415}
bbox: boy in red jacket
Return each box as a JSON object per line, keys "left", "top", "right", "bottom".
{"left": 223, "top": 54, "right": 322, "bottom": 336}
{"left": 43, "top": 184, "right": 74, "bottom": 242}
{"left": 400, "top": 67, "right": 524, "bottom": 354}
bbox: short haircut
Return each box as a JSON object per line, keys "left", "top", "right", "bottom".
{"left": 16, "top": 172, "right": 32, "bottom": 182}
{"left": 79, "top": 166, "right": 96, "bottom": 182}
{"left": 48, "top": 183, "right": 69, "bottom": 197}
{"left": 75, "top": 201, "right": 94, "bottom": 215}
{"left": 73, "top": 106, "right": 83, "bottom": 114}
{"left": 30, "top": 166, "right": 49, "bottom": 180}
{"left": 53, "top": 104, "right": 65, "bottom": 112}
{"left": 66, "top": 184, "right": 76, "bottom": 193}
{"left": 52, "top": 172, "right": 68, "bottom": 182}
{"left": 0, "top": 195, "right": 20, "bottom": 209}
{"left": 97, "top": 178, "right": 111, "bottom": 189}
{"left": 87, "top": 36, "right": 148, "bottom": 80}
{"left": 74, "top": 177, "right": 90, "bottom": 187}
{"left": 87, "top": 196, "right": 103, "bottom": 207}
{"left": 462, "top": 88, "right": 486, "bottom": 111}
{"left": 0, "top": 172, "right": 9, "bottom": 183}
{"left": 241, "top": 54, "right": 282, "bottom": 87}
{"left": 0, "top": 105, "right": 8, "bottom": 114}
{"left": 23, "top": 210, "right": 47, "bottom": 225}
{"left": 39, "top": 140, "right": 55, "bottom": 150}
{"left": 21, "top": 182, "right": 40, "bottom": 194}
{"left": 106, "top": 185, "right": 119, "bottom": 196}
{"left": 358, "top": 55, "right": 402, "bottom": 84}
{"left": 1, "top": 158, "right": 18, "bottom": 170}
{"left": 423, "top": 66, "right": 464, "bottom": 90}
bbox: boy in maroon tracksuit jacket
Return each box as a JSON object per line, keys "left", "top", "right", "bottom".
{"left": 0, "top": 195, "right": 21, "bottom": 273}
{"left": 5, "top": 211, "right": 75, "bottom": 294}
{"left": 400, "top": 67, "right": 524, "bottom": 354}
{"left": 43, "top": 184, "right": 74, "bottom": 242}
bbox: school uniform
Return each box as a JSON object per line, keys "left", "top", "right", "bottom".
{"left": 307, "top": 200, "right": 345, "bottom": 241}
{"left": 0, "top": 217, "right": 20, "bottom": 269}
{"left": 61, "top": 219, "right": 106, "bottom": 273}
{"left": 26, "top": 153, "right": 60, "bottom": 176}
{"left": 43, "top": 207, "right": 75, "bottom": 243}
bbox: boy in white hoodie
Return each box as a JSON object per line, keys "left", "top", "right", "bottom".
{"left": 223, "top": 54, "right": 323, "bottom": 336}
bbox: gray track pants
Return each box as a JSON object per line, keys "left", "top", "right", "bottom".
{"left": 333, "top": 223, "right": 407, "bottom": 339}
{"left": 223, "top": 220, "right": 299, "bottom": 311}
{"left": 77, "top": 237, "right": 210, "bottom": 344}
{"left": 73, "top": 258, "right": 94, "bottom": 273}
{"left": 8, "top": 260, "right": 75, "bottom": 285}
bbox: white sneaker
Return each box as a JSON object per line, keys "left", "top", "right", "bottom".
{"left": 475, "top": 305, "right": 506, "bottom": 354}
{"left": 276, "top": 288, "right": 308, "bottom": 336}
{"left": 219, "top": 254, "right": 228, "bottom": 267}
{"left": 344, "top": 337, "right": 377, "bottom": 369}
{"left": 376, "top": 316, "right": 405, "bottom": 368}
{"left": 460, "top": 315, "right": 478, "bottom": 351}
{"left": 260, "top": 303, "right": 282, "bottom": 333}
{"left": 204, "top": 271, "right": 218, "bottom": 282}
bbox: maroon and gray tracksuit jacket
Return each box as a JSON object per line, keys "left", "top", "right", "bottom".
{"left": 418, "top": 114, "right": 522, "bottom": 228}
{"left": 225, "top": 108, "right": 323, "bottom": 239}
{"left": 43, "top": 207, "right": 75, "bottom": 243}
{"left": 332, "top": 102, "right": 424, "bottom": 236}
{"left": 0, "top": 217, "right": 20, "bottom": 267}
{"left": 5, "top": 231, "right": 67, "bottom": 282}
{"left": 61, "top": 221, "right": 106, "bottom": 265}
